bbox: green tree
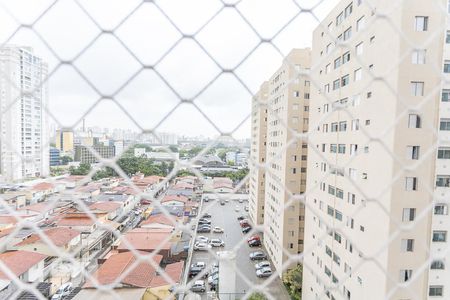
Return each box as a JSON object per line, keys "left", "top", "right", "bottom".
{"left": 60, "top": 156, "right": 73, "bottom": 165}
{"left": 69, "top": 163, "right": 91, "bottom": 175}
{"left": 248, "top": 293, "right": 268, "bottom": 300}
{"left": 168, "top": 145, "right": 178, "bottom": 152}
{"left": 283, "top": 264, "right": 302, "bottom": 300}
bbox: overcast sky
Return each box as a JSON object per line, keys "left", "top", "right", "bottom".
{"left": 0, "top": 0, "right": 340, "bottom": 139}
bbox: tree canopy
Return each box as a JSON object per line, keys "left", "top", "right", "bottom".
{"left": 283, "top": 264, "right": 302, "bottom": 300}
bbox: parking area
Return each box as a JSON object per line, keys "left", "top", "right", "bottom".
{"left": 188, "top": 193, "right": 290, "bottom": 299}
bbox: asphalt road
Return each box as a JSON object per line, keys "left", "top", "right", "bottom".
{"left": 188, "top": 194, "right": 290, "bottom": 299}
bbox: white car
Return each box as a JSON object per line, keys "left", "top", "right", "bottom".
{"left": 213, "top": 226, "right": 224, "bottom": 233}
{"left": 194, "top": 242, "right": 212, "bottom": 251}
{"left": 256, "top": 267, "right": 273, "bottom": 278}
{"left": 255, "top": 261, "right": 271, "bottom": 270}
{"left": 209, "top": 238, "right": 225, "bottom": 247}
{"left": 235, "top": 205, "right": 240, "bottom": 212}
{"left": 196, "top": 236, "right": 209, "bottom": 243}
{"left": 51, "top": 282, "right": 73, "bottom": 300}
{"left": 191, "top": 280, "right": 206, "bottom": 293}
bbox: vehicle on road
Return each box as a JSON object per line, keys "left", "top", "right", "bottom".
{"left": 238, "top": 199, "right": 244, "bottom": 203}
{"left": 189, "top": 266, "right": 208, "bottom": 278}
{"left": 247, "top": 235, "right": 261, "bottom": 243}
{"left": 249, "top": 239, "right": 261, "bottom": 247}
{"left": 202, "top": 213, "right": 211, "bottom": 218}
{"left": 191, "top": 261, "right": 206, "bottom": 269}
{"left": 250, "top": 251, "right": 267, "bottom": 260}
{"left": 210, "top": 278, "right": 219, "bottom": 291}
{"left": 210, "top": 267, "right": 219, "bottom": 276}
{"left": 196, "top": 236, "right": 209, "bottom": 243}
{"left": 209, "top": 238, "right": 225, "bottom": 247}
{"left": 197, "top": 226, "right": 211, "bottom": 233}
{"left": 207, "top": 273, "right": 219, "bottom": 284}
{"left": 198, "top": 218, "right": 211, "bottom": 225}
{"left": 51, "top": 283, "right": 73, "bottom": 300}
{"left": 220, "top": 200, "right": 225, "bottom": 205}
{"left": 256, "top": 267, "right": 273, "bottom": 278}
{"left": 242, "top": 226, "right": 252, "bottom": 234}
{"left": 225, "top": 198, "right": 229, "bottom": 203}
{"left": 194, "top": 242, "right": 212, "bottom": 251}
{"left": 213, "top": 226, "right": 224, "bottom": 233}
{"left": 240, "top": 220, "right": 250, "bottom": 227}
{"left": 255, "top": 261, "right": 271, "bottom": 270}
{"left": 204, "top": 196, "right": 209, "bottom": 202}
{"left": 244, "top": 206, "right": 249, "bottom": 211}
{"left": 235, "top": 205, "right": 240, "bottom": 212}
{"left": 191, "top": 280, "right": 206, "bottom": 293}
{"left": 237, "top": 216, "right": 246, "bottom": 220}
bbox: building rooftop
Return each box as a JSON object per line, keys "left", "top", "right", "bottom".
{"left": 32, "top": 182, "right": 54, "bottom": 191}
{"left": 140, "top": 214, "right": 179, "bottom": 227}
{"left": 84, "top": 251, "right": 163, "bottom": 288}
{"left": 161, "top": 195, "right": 189, "bottom": 204}
{"left": 15, "top": 227, "right": 80, "bottom": 247}
{"left": 88, "top": 201, "right": 122, "bottom": 213}
{"left": 150, "top": 261, "right": 184, "bottom": 287}
{"left": 0, "top": 250, "right": 47, "bottom": 280}
{"left": 117, "top": 228, "right": 173, "bottom": 252}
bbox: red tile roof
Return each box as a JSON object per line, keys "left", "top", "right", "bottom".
{"left": 150, "top": 261, "right": 184, "bottom": 287}
{"left": 161, "top": 195, "right": 188, "bottom": 204}
{"left": 19, "top": 202, "right": 56, "bottom": 214}
{"left": 15, "top": 227, "right": 80, "bottom": 247}
{"left": 89, "top": 201, "right": 122, "bottom": 213}
{"left": 140, "top": 214, "right": 178, "bottom": 227}
{"left": 117, "top": 228, "right": 172, "bottom": 252}
{"left": 0, "top": 215, "right": 36, "bottom": 226}
{"left": 85, "top": 251, "right": 163, "bottom": 288}
{"left": 57, "top": 217, "right": 95, "bottom": 227}
{"left": 172, "top": 183, "right": 194, "bottom": 190}
{"left": 0, "top": 251, "right": 47, "bottom": 279}
{"left": 32, "top": 182, "right": 54, "bottom": 191}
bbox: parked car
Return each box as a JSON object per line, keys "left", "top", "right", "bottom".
{"left": 247, "top": 235, "right": 261, "bottom": 243}
{"left": 191, "top": 280, "right": 206, "bottom": 293}
{"left": 204, "top": 197, "right": 209, "bottom": 202}
{"left": 250, "top": 251, "right": 267, "bottom": 260}
{"left": 202, "top": 213, "right": 211, "bottom": 218}
{"left": 256, "top": 267, "right": 273, "bottom": 278}
{"left": 235, "top": 205, "right": 240, "bottom": 212}
{"left": 197, "top": 226, "right": 211, "bottom": 233}
{"left": 191, "top": 261, "right": 206, "bottom": 269}
{"left": 51, "top": 282, "right": 73, "bottom": 300}
{"left": 242, "top": 226, "right": 252, "bottom": 234}
{"left": 213, "top": 226, "right": 224, "bottom": 233}
{"left": 207, "top": 273, "right": 219, "bottom": 284}
{"left": 210, "top": 278, "right": 219, "bottom": 291}
{"left": 196, "top": 236, "right": 209, "bottom": 243}
{"left": 198, "top": 218, "right": 211, "bottom": 225}
{"left": 220, "top": 200, "right": 225, "bottom": 205}
{"left": 255, "top": 261, "right": 271, "bottom": 270}
{"left": 210, "top": 267, "right": 219, "bottom": 276}
{"left": 194, "top": 242, "right": 212, "bottom": 251}
{"left": 209, "top": 238, "right": 225, "bottom": 247}
{"left": 244, "top": 206, "right": 249, "bottom": 212}
{"left": 189, "top": 266, "right": 208, "bottom": 278}
{"left": 237, "top": 216, "right": 246, "bottom": 221}
{"left": 240, "top": 221, "right": 250, "bottom": 228}
{"left": 248, "top": 239, "right": 261, "bottom": 247}
{"left": 238, "top": 199, "right": 244, "bottom": 203}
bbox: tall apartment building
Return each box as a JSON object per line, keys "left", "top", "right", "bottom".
{"left": 303, "top": 1, "right": 449, "bottom": 299}
{"left": 0, "top": 46, "right": 49, "bottom": 181}
{"left": 263, "top": 49, "right": 310, "bottom": 275}
{"left": 55, "top": 129, "right": 74, "bottom": 153}
{"left": 249, "top": 82, "right": 268, "bottom": 226}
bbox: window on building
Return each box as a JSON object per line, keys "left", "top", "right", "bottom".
{"left": 399, "top": 269, "right": 412, "bottom": 282}
{"left": 325, "top": 84, "right": 330, "bottom": 93}
{"left": 430, "top": 260, "right": 445, "bottom": 270}
{"left": 334, "top": 232, "right": 342, "bottom": 243}
{"left": 343, "top": 51, "right": 350, "bottom": 64}
{"left": 356, "top": 42, "right": 363, "bottom": 56}
{"left": 334, "top": 57, "right": 342, "bottom": 69}
{"left": 408, "top": 114, "right": 421, "bottom": 128}
{"left": 339, "top": 121, "right": 347, "bottom": 131}
{"left": 442, "top": 89, "right": 450, "bottom": 102}
{"left": 293, "top": 91, "right": 300, "bottom": 97}
{"left": 336, "top": 12, "right": 344, "bottom": 25}
{"left": 331, "top": 144, "right": 337, "bottom": 153}
{"left": 447, "top": 31, "right": 450, "bottom": 43}
{"left": 411, "top": 81, "right": 424, "bottom": 96}
{"left": 412, "top": 49, "right": 426, "bottom": 64}
{"left": 344, "top": 3, "right": 353, "bottom": 17}
{"left": 354, "top": 68, "right": 362, "bottom": 81}
{"left": 434, "top": 204, "right": 448, "bottom": 215}
{"left": 440, "top": 118, "right": 450, "bottom": 130}
{"left": 432, "top": 231, "right": 447, "bottom": 242}
{"left": 436, "top": 175, "right": 450, "bottom": 187}
{"left": 342, "top": 74, "right": 350, "bottom": 87}
{"left": 351, "top": 119, "right": 360, "bottom": 131}
{"left": 336, "top": 189, "right": 344, "bottom": 199}
{"left": 356, "top": 16, "right": 365, "bottom": 31}
{"left": 406, "top": 146, "right": 420, "bottom": 160}
{"left": 338, "top": 144, "right": 346, "bottom": 154}
{"left": 415, "top": 16, "right": 428, "bottom": 31}
{"left": 438, "top": 147, "right": 450, "bottom": 159}
{"left": 429, "top": 286, "right": 443, "bottom": 297}
{"left": 405, "top": 177, "right": 417, "bottom": 191}
{"left": 333, "top": 79, "right": 341, "bottom": 90}
{"left": 402, "top": 208, "right": 416, "bottom": 222}
{"left": 445, "top": 60, "right": 450, "bottom": 73}
{"left": 325, "top": 64, "right": 331, "bottom": 74}
{"left": 401, "top": 239, "right": 414, "bottom": 252}
{"left": 343, "top": 27, "right": 352, "bottom": 41}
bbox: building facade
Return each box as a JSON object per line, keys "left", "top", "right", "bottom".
{"left": 49, "top": 147, "right": 60, "bottom": 166}
{"left": 0, "top": 46, "right": 49, "bottom": 181}
{"left": 263, "top": 49, "right": 310, "bottom": 276}
{"left": 249, "top": 82, "right": 268, "bottom": 226}
{"left": 303, "top": 1, "right": 448, "bottom": 299}
{"left": 55, "top": 130, "right": 74, "bottom": 153}
{"left": 74, "top": 145, "right": 115, "bottom": 164}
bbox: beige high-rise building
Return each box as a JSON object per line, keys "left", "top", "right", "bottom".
{"left": 249, "top": 82, "right": 268, "bottom": 226}
{"left": 303, "top": 1, "right": 449, "bottom": 299}
{"left": 263, "top": 49, "right": 310, "bottom": 276}
{"left": 55, "top": 130, "right": 74, "bottom": 153}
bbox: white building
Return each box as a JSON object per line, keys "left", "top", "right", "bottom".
{"left": 0, "top": 46, "right": 49, "bottom": 182}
